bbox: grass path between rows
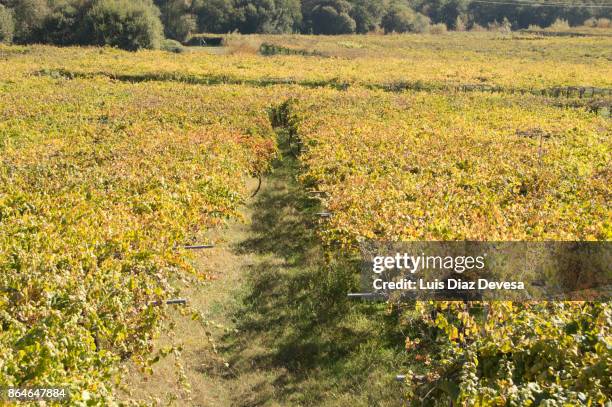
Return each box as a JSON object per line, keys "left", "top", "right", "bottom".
{"left": 121, "top": 132, "right": 409, "bottom": 406}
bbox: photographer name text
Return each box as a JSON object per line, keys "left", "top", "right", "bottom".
{"left": 372, "top": 278, "right": 525, "bottom": 291}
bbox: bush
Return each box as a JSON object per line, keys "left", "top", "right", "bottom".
{"left": 596, "top": 17, "right": 610, "bottom": 28}
{"left": 455, "top": 14, "right": 467, "bottom": 31}
{"left": 0, "top": 5, "right": 15, "bottom": 44}
{"left": 224, "top": 32, "right": 260, "bottom": 54}
{"left": 161, "top": 38, "right": 184, "bottom": 52}
{"left": 83, "top": 0, "right": 163, "bottom": 51}
{"left": 583, "top": 17, "right": 597, "bottom": 27}
{"left": 412, "top": 12, "right": 431, "bottom": 33}
{"left": 488, "top": 17, "right": 512, "bottom": 33}
{"left": 429, "top": 22, "right": 447, "bottom": 34}
{"left": 547, "top": 18, "right": 570, "bottom": 31}
{"left": 381, "top": 4, "right": 430, "bottom": 34}
{"left": 470, "top": 23, "right": 486, "bottom": 32}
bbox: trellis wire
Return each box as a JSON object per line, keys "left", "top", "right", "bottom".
{"left": 149, "top": 298, "right": 188, "bottom": 306}
{"left": 183, "top": 244, "right": 215, "bottom": 250}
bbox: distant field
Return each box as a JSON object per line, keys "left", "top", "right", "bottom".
{"left": 1, "top": 33, "right": 610, "bottom": 405}
{"left": 2, "top": 32, "right": 611, "bottom": 90}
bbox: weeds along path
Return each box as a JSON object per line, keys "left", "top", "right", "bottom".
{"left": 119, "top": 127, "right": 321, "bottom": 406}
{"left": 121, "top": 120, "right": 408, "bottom": 406}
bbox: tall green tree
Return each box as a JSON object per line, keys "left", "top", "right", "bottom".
{"left": 34, "top": 0, "right": 88, "bottom": 45}
{"left": 193, "top": 0, "right": 235, "bottom": 33}
{"left": 348, "top": 0, "right": 384, "bottom": 33}
{"left": 411, "top": 0, "right": 467, "bottom": 29}
{"left": 1, "top": 0, "right": 610, "bottom": 40}
{"left": 269, "top": 0, "right": 301, "bottom": 32}
{"left": 303, "top": 0, "right": 356, "bottom": 34}
{"left": 467, "top": 0, "right": 610, "bottom": 28}
{"left": 0, "top": 3, "right": 14, "bottom": 43}
{"left": 232, "top": 0, "right": 301, "bottom": 34}
{"left": 82, "top": 0, "right": 163, "bottom": 50}
{"left": 9, "top": 0, "right": 50, "bottom": 42}
{"left": 381, "top": 2, "right": 430, "bottom": 33}
{"left": 155, "top": 0, "right": 196, "bottom": 41}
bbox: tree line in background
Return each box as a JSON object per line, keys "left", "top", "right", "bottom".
{"left": 0, "top": 0, "right": 610, "bottom": 50}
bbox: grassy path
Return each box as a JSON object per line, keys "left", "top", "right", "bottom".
{"left": 121, "top": 132, "right": 408, "bottom": 406}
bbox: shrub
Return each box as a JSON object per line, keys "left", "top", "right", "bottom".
{"left": 412, "top": 12, "right": 431, "bottom": 33}
{"left": 83, "top": 0, "right": 163, "bottom": 50}
{"left": 583, "top": 17, "right": 597, "bottom": 27}
{"left": 381, "top": 4, "right": 430, "bottom": 34}
{"left": 488, "top": 17, "right": 511, "bottom": 33}
{"left": 548, "top": 18, "right": 570, "bottom": 31}
{"left": 455, "top": 14, "right": 467, "bottom": 32}
{"left": 259, "top": 42, "right": 322, "bottom": 56}
{"left": 596, "top": 17, "right": 610, "bottom": 28}
{"left": 0, "top": 5, "right": 14, "bottom": 44}
{"left": 429, "top": 22, "right": 447, "bottom": 34}
{"left": 224, "top": 32, "right": 261, "bottom": 54}
{"left": 470, "top": 23, "right": 486, "bottom": 32}
{"left": 161, "top": 38, "right": 185, "bottom": 52}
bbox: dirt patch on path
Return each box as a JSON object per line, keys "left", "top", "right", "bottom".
{"left": 119, "top": 176, "right": 276, "bottom": 406}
